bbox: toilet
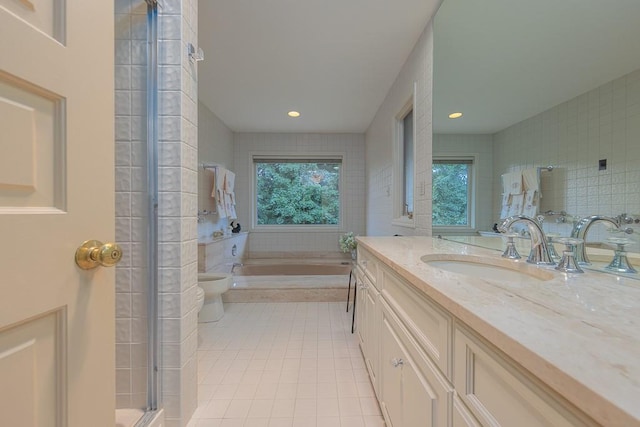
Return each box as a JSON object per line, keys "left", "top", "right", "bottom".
{"left": 197, "top": 273, "right": 233, "bottom": 322}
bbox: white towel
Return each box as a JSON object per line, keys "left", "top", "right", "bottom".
{"left": 522, "top": 190, "right": 539, "bottom": 217}
{"left": 224, "top": 170, "right": 235, "bottom": 193}
{"left": 220, "top": 169, "right": 237, "bottom": 220}
{"left": 507, "top": 194, "right": 525, "bottom": 217}
{"left": 207, "top": 168, "right": 217, "bottom": 198}
{"left": 216, "top": 167, "right": 229, "bottom": 218}
{"left": 502, "top": 171, "right": 523, "bottom": 195}
{"left": 522, "top": 168, "right": 540, "bottom": 193}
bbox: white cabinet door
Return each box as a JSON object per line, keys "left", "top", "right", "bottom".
{"left": 0, "top": 2, "right": 115, "bottom": 426}
{"left": 380, "top": 315, "right": 404, "bottom": 427}
{"left": 454, "top": 326, "right": 598, "bottom": 427}
{"left": 364, "top": 276, "right": 379, "bottom": 391}
{"left": 380, "top": 302, "right": 451, "bottom": 427}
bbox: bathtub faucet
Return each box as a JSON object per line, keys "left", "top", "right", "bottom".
{"left": 231, "top": 262, "right": 243, "bottom": 273}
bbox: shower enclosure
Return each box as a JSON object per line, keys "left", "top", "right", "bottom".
{"left": 115, "top": 1, "right": 160, "bottom": 425}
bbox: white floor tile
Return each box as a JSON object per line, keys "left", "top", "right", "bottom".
{"left": 191, "top": 303, "right": 385, "bottom": 427}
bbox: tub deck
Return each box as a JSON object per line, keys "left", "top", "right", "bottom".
{"left": 223, "top": 259, "right": 353, "bottom": 303}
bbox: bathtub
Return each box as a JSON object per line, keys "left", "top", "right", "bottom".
{"left": 224, "top": 260, "right": 352, "bottom": 302}
{"left": 235, "top": 263, "right": 351, "bottom": 276}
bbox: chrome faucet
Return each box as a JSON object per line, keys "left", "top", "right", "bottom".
{"left": 570, "top": 215, "right": 620, "bottom": 265}
{"left": 498, "top": 215, "right": 555, "bottom": 265}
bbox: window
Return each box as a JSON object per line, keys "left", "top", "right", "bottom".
{"left": 432, "top": 158, "right": 474, "bottom": 227}
{"left": 393, "top": 91, "right": 416, "bottom": 227}
{"left": 254, "top": 158, "right": 341, "bottom": 227}
{"left": 402, "top": 110, "right": 414, "bottom": 217}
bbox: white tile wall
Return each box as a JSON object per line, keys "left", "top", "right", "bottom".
{"left": 115, "top": 0, "right": 149, "bottom": 410}
{"left": 115, "top": 1, "right": 200, "bottom": 426}
{"left": 232, "top": 133, "right": 366, "bottom": 256}
{"left": 365, "top": 21, "right": 435, "bottom": 237}
{"left": 493, "top": 68, "right": 640, "bottom": 244}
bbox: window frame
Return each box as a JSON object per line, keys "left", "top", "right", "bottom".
{"left": 251, "top": 152, "right": 346, "bottom": 232}
{"left": 431, "top": 153, "right": 478, "bottom": 234}
{"left": 392, "top": 84, "right": 417, "bottom": 229}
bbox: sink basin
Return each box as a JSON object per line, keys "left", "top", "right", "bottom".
{"left": 421, "top": 254, "right": 554, "bottom": 282}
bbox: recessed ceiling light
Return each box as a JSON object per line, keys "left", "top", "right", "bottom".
{"left": 288, "top": 111, "right": 301, "bottom": 118}
{"left": 448, "top": 112, "right": 463, "bottom": 119}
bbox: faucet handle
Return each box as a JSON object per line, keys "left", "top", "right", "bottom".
{"left": 604, "top": 237, "right": 637, "bottom": 274}
{"left": 554, "top": 237, "right": 584, "bottom": 274}
{"left": 501, "top": 233, "right": 521, "bottom": 259}
{"left": 545, "top": 233, "right": 561, "bottom": 260}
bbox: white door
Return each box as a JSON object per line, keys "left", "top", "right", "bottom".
{"left": 0, "top": 1, "right": 115, "bottom": 426}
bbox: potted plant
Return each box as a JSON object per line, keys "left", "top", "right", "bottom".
{"left": 339, "top": 232, "right": 358, "bottom": 259}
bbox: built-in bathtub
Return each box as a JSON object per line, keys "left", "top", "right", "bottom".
{"left": 224, "top": 259, "right": 352, "bottom": 302}
{"left": 235, "top": 263, "right": 351, "bottom": 276}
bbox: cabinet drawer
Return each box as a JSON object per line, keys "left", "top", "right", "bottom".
{"left": 454, "top": 325, "right": 598, "bottom": 427}
{"left": 381, "top": 265, "right": 451, "bottom": 378}
{"left": 357, "top": 247, "right": 378, "bottom": 287}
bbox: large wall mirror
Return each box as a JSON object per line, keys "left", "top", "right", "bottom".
{"left": 432, "top": 0, "right": 640, "bottom": 248}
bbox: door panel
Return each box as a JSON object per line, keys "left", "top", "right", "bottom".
{"left": 0, "top": 1, "right": 115, "bottom": 426}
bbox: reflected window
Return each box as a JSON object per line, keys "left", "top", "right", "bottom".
{"left": 432, "top": 159, "right": 473, "bottom": 227}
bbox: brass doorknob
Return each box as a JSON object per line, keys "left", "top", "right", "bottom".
{"left": 75, "top": 240, "right": 123, "bottom": 270}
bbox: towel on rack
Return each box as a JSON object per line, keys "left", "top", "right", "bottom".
{"left": 207, "top": 167, "right": 217, "bottom": 198}
{"left": 507, "top": 193, "right": 525, "bottom": 217}
{"left": 521, "top": 168, "right": 540, "bottom": 218}
{"left": 216, "top": 167, "right": 229, "bottom": 218}
{"left": 502, "top": 171, "right": 522, "bottom": 195}
{"left": 522, "top": 168, "right": 539, "bottom": 193}
{"left": 500, "top": 171, "right": 523, "bottom": 218}
{"left": 522, "top": 190, "right": 539, "bottom": 218}
{"left": 223, "top": 170, "right": 237, "bottom": 220}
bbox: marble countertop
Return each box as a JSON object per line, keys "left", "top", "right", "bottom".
{"left": 357, "top": 235, "right": 640, "bottom": 427}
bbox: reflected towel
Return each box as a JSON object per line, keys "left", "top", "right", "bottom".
{"left": 224, "top": 170, "right": 235, "bottom": 193}
{"left": 507, "top": 193, "right": 524, "bottom": 217}
{"left": 522, "top": 168, "right": 540, "bottom": 193}
{"left": 502, "top": 171, "right": 523, "bottom": 195}
{"left": 522, "top": 190, "right": 539, "bottom": 218}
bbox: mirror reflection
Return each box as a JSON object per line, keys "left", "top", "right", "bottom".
{"left": 432, "top": 0, "right": 640, "bottom": 276}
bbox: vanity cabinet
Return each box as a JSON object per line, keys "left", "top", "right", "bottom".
{"left": 454, "top": 326, "right": 598, "bottom": 427}
{"left": 356, "top": 248, "right": 599, "bottom": 427}
{"left": 355, "top": 265, "right": 380, "bottom": 395}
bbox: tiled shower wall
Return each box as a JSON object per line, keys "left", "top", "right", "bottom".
{"left": 115, "top": 1, "right": 199, "bottom": 426}
{"left": 493, "top": 68, "right": 640, "bottom": 242}
{"left": 233, "top": 133, "right": 366, "bottom": 256}
{"left": 365, "top": 21, "right": 435, "bottom": 236}
{"left": 115, "top": 0, "right": 149, "bottom": 411}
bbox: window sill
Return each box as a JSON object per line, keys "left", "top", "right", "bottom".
{"left": 252, "top": 225, "right": 343, "bottom": 233}
{"left": 392, "top": 216, "right": 415, "bottom": 229}
{"left": 433, "top": 226, "right": 477, "bottom": 236}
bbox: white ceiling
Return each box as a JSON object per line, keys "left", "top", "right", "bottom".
{"left": 198, "top": 0, "right": 442, "bottom": 133}
{"left": 433, "top": 0, "right": 640, "bottom": 134}
{"left": 198, "top": 1, "right": 640, "bottom": 136}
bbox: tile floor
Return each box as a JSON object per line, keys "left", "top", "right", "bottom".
{"left": 188, "top": 302, "right": 385, "bottom": 427}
